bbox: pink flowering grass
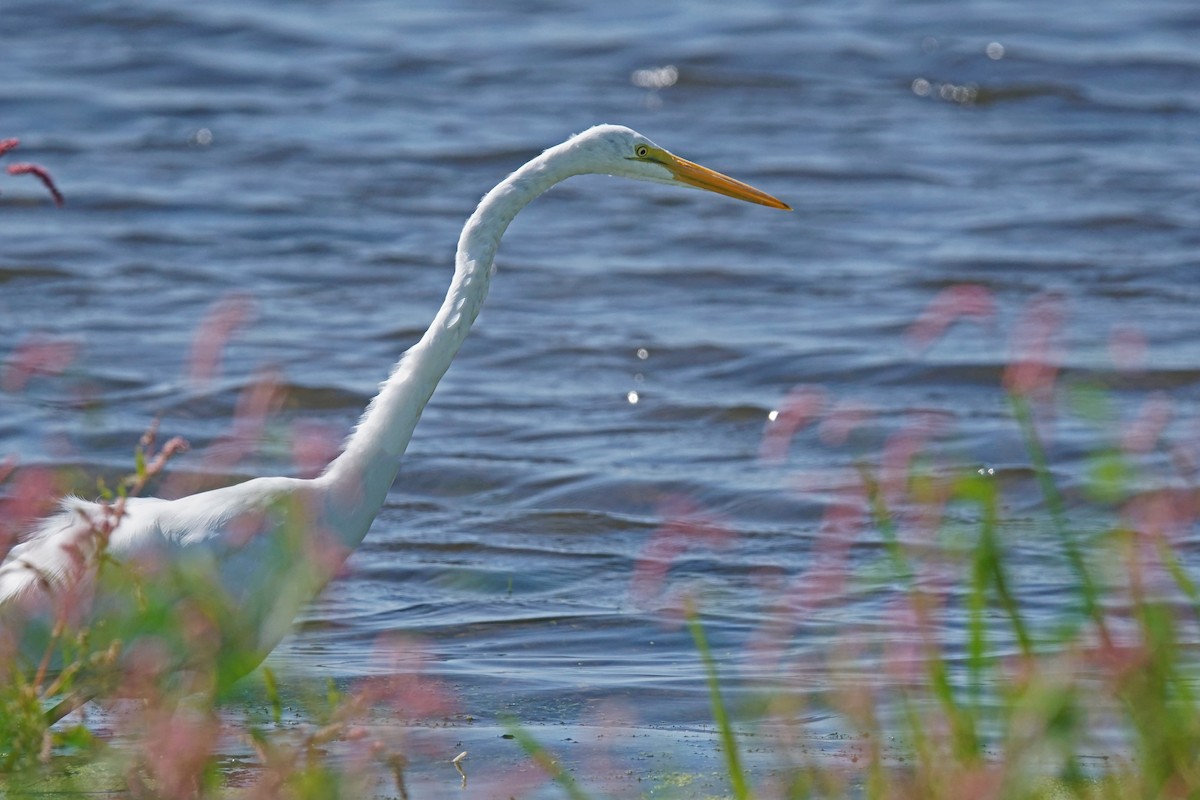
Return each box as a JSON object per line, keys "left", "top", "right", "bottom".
{"left": 498, "top": 286, "right": 1200, "bottom": 799}
{"left": 707, "top": 286, "right": 1200, "bottom": 798}
{"left": 4, "top": 273, "right": 1200, "bottom": 798}
{"left": 493, "top": 285, "right": 1200, "bottom": 799}
{"left": 0, "top": 138, "right": 63, "bottom": 208}
{"left": 0, "top": 298, "right": 458, "bottom": 796}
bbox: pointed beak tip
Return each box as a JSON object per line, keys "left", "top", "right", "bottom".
{"left": 749, "top": 194, "right": 791, "bottom": 211}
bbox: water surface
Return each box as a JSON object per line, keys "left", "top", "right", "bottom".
{"left": 3, "top": 0, "right": 1199, "bottom": 793}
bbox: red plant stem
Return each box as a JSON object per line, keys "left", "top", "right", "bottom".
{"left": 7, "top": 163, "right": 65, "bottom": 207}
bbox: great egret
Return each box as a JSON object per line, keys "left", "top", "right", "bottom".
{"left": 0, "top": 125, "right": 789, "bottom": 712}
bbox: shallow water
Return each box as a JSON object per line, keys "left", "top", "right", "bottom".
{"left": 3, "top": 0, "right": 1200, "bottom": 793}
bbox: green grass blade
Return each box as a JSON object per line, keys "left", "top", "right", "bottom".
{"left": 856, "top": 462, "right": 914, "bottom": 586}
{"left": 502, "top": 719, "right": 592, "bottom": 800}
{"left": 968, "top": 533, "right": 988, "bottom": 717}
{"left": 262, "top": 666, "right": 282, "bottom": 724}
{"left": 686, "top": 605, "right": 751, "bottom": 800}
{"left": 1010, "top": 394, "right": 1107, "bottom": 638}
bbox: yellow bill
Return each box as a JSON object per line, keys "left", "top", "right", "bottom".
{"left": 664, "top": 153, "right": 791, "bottom": 210}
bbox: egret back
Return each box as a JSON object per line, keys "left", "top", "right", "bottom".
{"left": 0, "top": 477, "right": 341, "bottom": 690}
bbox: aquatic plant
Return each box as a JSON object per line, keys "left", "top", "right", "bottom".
{"left": 0, "top": 302, "right": 448, "bottom": 798}
{"left": 517, "top": 286, "right": 1200, "bottom": 798}
{"left": 0, "top": 138, "right": 63, "bottom": 208}
{"left": 4, "top": 281, "right": 1199, "bottom": 797}
{"left": 664, "top": 286, "right": 1200, "bottom": 798}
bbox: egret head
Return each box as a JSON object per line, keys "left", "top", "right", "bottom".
{"left": 563, "top": 124, "right": 791, "bottom": 210}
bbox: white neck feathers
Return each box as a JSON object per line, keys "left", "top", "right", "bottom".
{"left": 320, "top": 143, "right": 580, "bottom": 542}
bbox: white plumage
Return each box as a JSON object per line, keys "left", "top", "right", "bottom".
{"left": 0, "top": 125, "right": 789, "bottom": 706}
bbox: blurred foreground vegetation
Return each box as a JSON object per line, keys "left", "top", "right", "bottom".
{"left": 2, "top": 288, "right": 1198, "bottom": 798}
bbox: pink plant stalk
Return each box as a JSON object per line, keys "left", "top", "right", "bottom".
{"left": 1002, "top": 292, "right": 1066, "bottom": 406}
{"left": 163, "top": 368, "right": 286, "bottom": 498}
{"left": 817, "top": 397, "right": 874, "bottom": 447}
{"left": 788, "top": 486, "right": 862, "bottom": 615}
{"left": 0, "top": 466, "right": 61, "bottom": 563}
{"left": 747, "top": 488, "right": 863, "bottom": 676}
{"left": 906, "top": 284, "right": 996, "bottom": 351}
{"left": 878, "top": 418, "right": 941, "bottom": 512}
{"left": 630, "top": 496, "right": 735, "bottom": 614}
{"left": 291, "top": 420, "right": 343, "bottom": 480}
{"left": 759, "top": 385, "right": 826, "bottom": 463}
{"left": 2, "top": 335, "right": 78, "bottom": 393}
{"left": 0, "top": 137, "right": 63, "bottom": 207}
{"left": 1121, "top": 392, "right": 1172, "bottom": 456}
{"left": 121, "top": 705, "right": 220, "bottom": 799}
{"left": 360, "top": 633, "right": 457, "bottom": 721}
{"left": 186, "top": 294, "right": 256, "bottom": 387}
{"left": 1109, "top": 325, "right": 1147, "bottom": 374}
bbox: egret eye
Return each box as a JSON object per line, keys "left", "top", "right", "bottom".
{"left": 635, "top": 145, "right": 649, "bottom": 158}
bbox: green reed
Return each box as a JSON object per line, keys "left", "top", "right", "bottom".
{"left": 4, "top": 290, "right": 1200, "bottom": 798}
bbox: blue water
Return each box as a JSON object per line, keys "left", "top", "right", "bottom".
{"left": 3, "top": 0, "right": 1200, "bottom": 793}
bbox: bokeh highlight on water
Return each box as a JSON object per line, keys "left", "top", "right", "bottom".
{"left": 3, "top": 0, "right": 1199, "bottom": 787}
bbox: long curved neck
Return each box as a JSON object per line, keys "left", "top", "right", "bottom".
{"left": 321, "top": 146, "right": 576, "bottom": 544}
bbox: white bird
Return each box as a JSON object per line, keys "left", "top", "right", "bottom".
{"left": 0, "top": 125, "right": 789, "bottom": 715}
